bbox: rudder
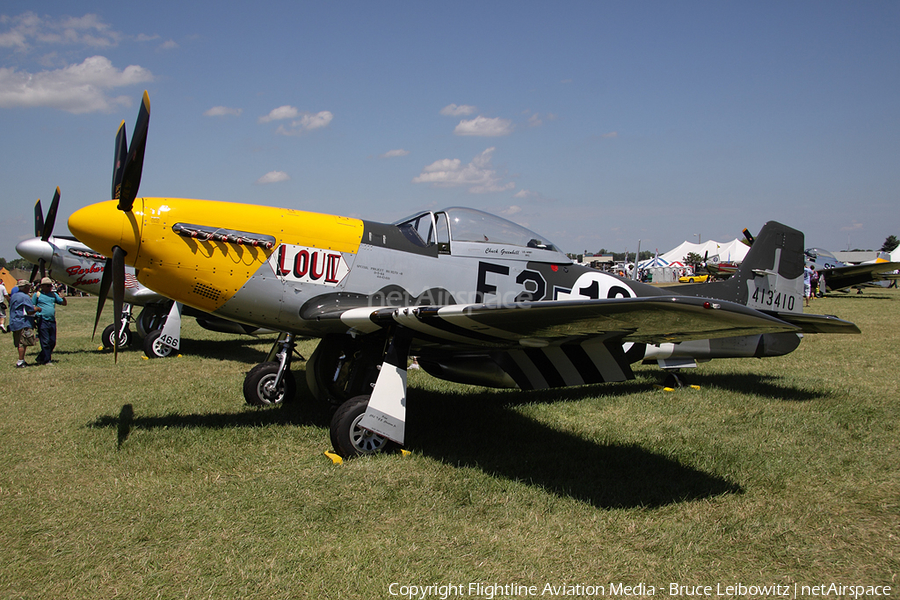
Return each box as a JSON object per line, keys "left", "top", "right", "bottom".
{"left": 682, "top": 221, "right": 806, "bottom": 314}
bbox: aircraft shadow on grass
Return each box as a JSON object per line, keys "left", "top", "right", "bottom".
{"left": 675, "top": 372, "right": 827, "bottom": 402}
{"left": 90, "top": 381, "right": 747, "bottom": 510}
{"left": 92, "top": 336, "right": 278, "bottom": 363}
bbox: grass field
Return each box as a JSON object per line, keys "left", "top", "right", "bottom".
{"left": 1, "top": 289, "right": 897, "bottom": 599}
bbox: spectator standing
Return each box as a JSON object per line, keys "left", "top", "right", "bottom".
{"left": 9, "top": 280, "right": 40, "bottom": 367}
{"left": 803, "top": 265, "right": 814, "bottom": 307}
{"left": 33, "top": 277, "right": 67, "bottom": 365}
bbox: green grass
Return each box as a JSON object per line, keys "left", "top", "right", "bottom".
{"left": 1, "top": 290, "right": 897, "bottom": 598}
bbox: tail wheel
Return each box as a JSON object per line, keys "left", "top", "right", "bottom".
{"left": 663, "top": 371, "right": 685, "bottom": 389}
{"left": 330, "top": 395, "right": 394, "bottom": 458}
{"left": 243, "top": 361, "right": 297, "bottom": 406}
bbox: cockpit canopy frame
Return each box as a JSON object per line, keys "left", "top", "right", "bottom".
{"left": 394, "top": 207, "right": 569, "bottom": 263}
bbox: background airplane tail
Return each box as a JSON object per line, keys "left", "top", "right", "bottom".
{"left": 681, "top": 221, "right": 806, "bottom": 314}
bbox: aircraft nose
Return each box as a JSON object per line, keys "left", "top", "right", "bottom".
{"left": 68, "top": 200, "right": 142, "bottom": 263}
{"left": 15, "top": 237, "right": 55, "bottom": 265}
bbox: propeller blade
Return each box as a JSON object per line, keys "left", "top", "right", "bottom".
{"left": 41, "top": 187, "right": 61, "bottom": 242}
{"left": 39, "top": 258, "right": 46, "bottom": 279}
{"left": 117, "top": 91, "right": 150, "bottom": 212}
{"left": 34, "top": 199, "right": 44, "bottom": 238}
{"left": 92, "top": 257, "right": 113, "bottom": 340}
{"left": 111, "top": 121, "right": 127, "bottom": 202}
{"left": 112, "top": 246, "right": 127, "bottom": 362}
{"left": 30, "top": 263, "right": 40, "bottom": 283}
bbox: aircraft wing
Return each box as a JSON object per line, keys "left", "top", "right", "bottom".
{"left": 822, "top": 261, "right": 900, "bottom": 291}
{"left": 340, "top": 296, "right": 802, "bottom": 348}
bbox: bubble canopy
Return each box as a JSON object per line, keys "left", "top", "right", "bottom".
{"left": 394, "top": 207, "right": 563, "bottom": 256}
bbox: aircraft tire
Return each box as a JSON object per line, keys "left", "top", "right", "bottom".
{"left": 330, "top": 395, "right": 395, "bottom": 458}
{"left": 143, "top": 330, "right": 175, "bottom": 359}
{"left": 102, "top": 324, "right": 132, "bottom": 350}
{"left": 243, "top": 361, "right": 297, "bottom": 406}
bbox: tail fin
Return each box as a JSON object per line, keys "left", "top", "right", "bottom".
{"left": 686, "top": 221, "right": 806, "bottom": 314}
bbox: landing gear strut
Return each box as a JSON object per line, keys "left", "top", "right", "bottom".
{"left": 306, "top": 334, "right": 383, "bottom": 407}
{"left": 243, "top": 333, "right": 299, "bottom": 406}
{"left": 329, "top": 327, "right": 414, "bottom": 458}
{"left": 101, "top": 303, "right": 134, "bottom": 350}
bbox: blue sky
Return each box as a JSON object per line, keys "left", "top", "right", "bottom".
{"left": 2, "top": 1, "right": 898, "bottom": 263}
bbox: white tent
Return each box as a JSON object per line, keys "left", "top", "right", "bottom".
{"left": 657, "top": 238, "right": 750, "bottom": 266}
{"left": 636, "top": 239, "right": 750, "bottom": 283}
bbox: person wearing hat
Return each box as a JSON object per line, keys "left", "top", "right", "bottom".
{"left": 9, "top": 280, "right": 41, "bottom": 368}
{"left": 32, "top": 277, "right": 67, "bottom": 366}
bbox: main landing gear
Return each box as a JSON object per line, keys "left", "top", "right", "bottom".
{"left": 242, "top": 333, "right": 301, "bottom": 406}
{"left": 99, "top": 301, "right": 181, "bottom": 359}
{"left": 241, "top": 329, "right": 412, "bottom": 459}
{"left": 100, "top": 303, "right": 134, "bottom": 350}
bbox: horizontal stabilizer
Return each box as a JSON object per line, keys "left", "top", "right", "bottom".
{"left": 767, "top": 312, "right": 860, "bottom": 334}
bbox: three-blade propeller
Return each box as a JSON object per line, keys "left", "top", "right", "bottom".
{"left": 92, "top": 90, "right": 151, "bottom": 361}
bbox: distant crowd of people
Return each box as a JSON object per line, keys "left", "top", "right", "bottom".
{"left": 1, "top": 277, "right": 67, "bottom": 367}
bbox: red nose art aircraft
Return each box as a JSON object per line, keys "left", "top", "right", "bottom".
{"left": 69, "top": 92, "right": 860, "bottom": 457}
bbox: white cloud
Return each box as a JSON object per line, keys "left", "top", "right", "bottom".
{"left": 440, "top": 103, "right": 476, "bottom": 117}
{"left": 204, "top": 106, "right": 242, "bottom": 117}
{"left": 274, "top": 110, "right": 334, "bottom": 136}
{"left": 0, "top": 12, "right": 122, "bottom": 51}
{"left": 413, "top": 147, "right": 515, "bottom": 194}
{"left": 258, "top": 105, "right": 298, "bottom": 123}
{"left": 840, "top": 221, "right": 864, "bottom": 232}
{"left": 256, "top": 171, "right": 290, "bottom": 185}
{"left": 513, "top": 189, "right": 556, "bottom": 203}
{"left": 158, "top": 39, "right": 179, "bottom": 51}
{"left": 380, "top": 149, "right": 409, "bottom": 158}
{"left": 0, "top": 55, "right": 153, "bottom": 113}
{"left": 454, "top": 115, "right": 514, "bottom": 137}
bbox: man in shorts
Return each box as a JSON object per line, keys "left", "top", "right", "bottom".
{"left": 9, "top": 280, "right": 41, "bottom": 368}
